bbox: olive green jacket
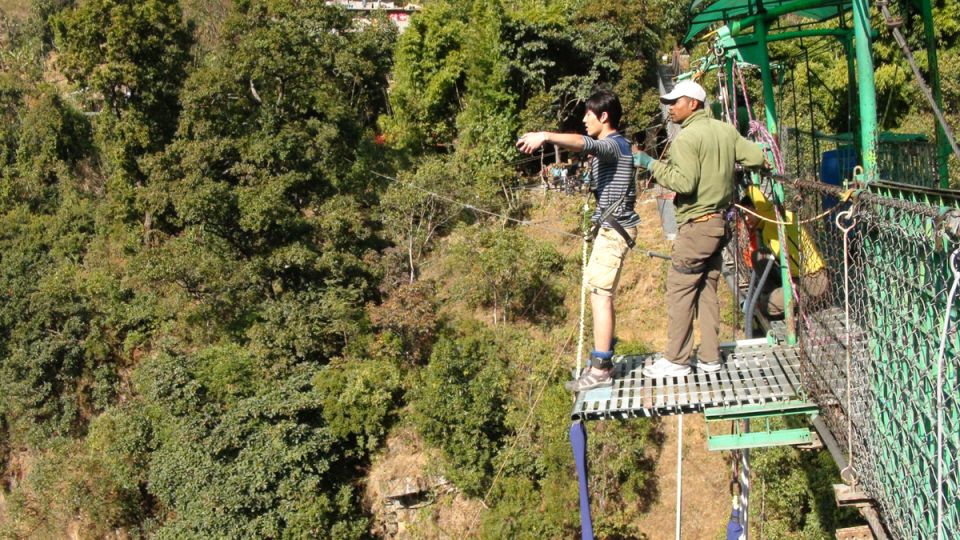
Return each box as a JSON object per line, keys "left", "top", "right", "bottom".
{"left": 649, "top": 110, "right": 766, "bottom": 224}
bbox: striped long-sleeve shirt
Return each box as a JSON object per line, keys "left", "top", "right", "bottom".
{"left": 582, "top": 133, "right": 640, "bottom": 229}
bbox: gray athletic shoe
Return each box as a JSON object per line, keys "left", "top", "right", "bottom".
{"left": 565, "top": 368, "right": 613, "bottom": 392}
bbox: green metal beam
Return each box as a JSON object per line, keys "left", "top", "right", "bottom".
{"left": 729, "top": 27, "right": 852, "bottom": 47}
{"left": 705, "top": 400, "right": 820, "bottom": 420}
{"left": 729, "top": 0, "right": 848, "bottom": 36}
{"left": 705, "top": 400, "right": 819, "bottom": 451}
{"left": 707, "top": 428, "right": 813, "bottom": 451}
{"left": 756, "top": 19, "right": 779, "bottom": 136}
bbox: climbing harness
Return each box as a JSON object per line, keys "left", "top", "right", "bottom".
{"left": 586, "top": 192, "right": 636, "bottom": 249}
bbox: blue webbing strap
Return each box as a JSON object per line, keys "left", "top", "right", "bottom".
{"left": 570, "top": 421, "right": 594, "bottom": 540}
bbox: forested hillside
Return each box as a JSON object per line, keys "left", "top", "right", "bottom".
{"left": 0, "top": 0, "right": 956, "bottom": 538}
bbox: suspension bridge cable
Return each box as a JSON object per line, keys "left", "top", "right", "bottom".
{"left": 877, "top": 0, "right": 960, "bottom": 164}
{"left": 448, "top": 196, "right": 588, "bottom": 533}
{"left": 466, "top": 323, "right": 579, "bottom": 535}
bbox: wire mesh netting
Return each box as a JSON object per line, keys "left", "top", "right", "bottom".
{"left": 782, "top": 129, "right": 941, "bottom": 189}
{"left": 741, "top": 177, "right": 959, "bottom": 538}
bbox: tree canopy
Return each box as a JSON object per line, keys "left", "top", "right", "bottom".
{"left": 0, "top": 0, "right": 956, "bottom": 537}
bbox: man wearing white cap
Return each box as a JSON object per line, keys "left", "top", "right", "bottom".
{"left": 634, "top": 80, "right": 766, "bottom": 378}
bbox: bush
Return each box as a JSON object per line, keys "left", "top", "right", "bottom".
{"left": 409, "top": 322, "right": 509, "bottom": 496}
{"left": 448, "top": 226, "right": 565, "bottom": 324}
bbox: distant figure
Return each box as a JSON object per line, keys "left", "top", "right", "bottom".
{"left": 517, "top": 90, "right": 638, "bottom": 392}
{"left": 634, "top": 80, "right": 766, "bottom": 378}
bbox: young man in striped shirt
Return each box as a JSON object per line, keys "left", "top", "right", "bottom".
{"left": 517, "top": 90, "right": 638, "bottom": 392}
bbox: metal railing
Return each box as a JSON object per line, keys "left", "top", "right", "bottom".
{"left": 738, "top": 176, "right": 960, "bottom": 538}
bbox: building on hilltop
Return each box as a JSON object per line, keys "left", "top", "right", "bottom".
{"left": 325, "top": 1, "right": 422, "bottom": 32}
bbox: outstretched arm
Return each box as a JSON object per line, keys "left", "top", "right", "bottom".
{"left": 516, "top": 132, "right": 586, "bottom": 154}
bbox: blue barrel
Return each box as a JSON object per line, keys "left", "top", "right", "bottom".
{"left": 820, "top": 146, "right": 857, "bottom": 210}
{"left": 819, "top": 146, "right": 857, "bottom": 186}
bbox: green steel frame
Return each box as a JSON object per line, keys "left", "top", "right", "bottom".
{"left": 704, "top": 400, "right": 820, "bottom": 450}
{"left": 678, "top": 1, "right": 958, "bottom": 536}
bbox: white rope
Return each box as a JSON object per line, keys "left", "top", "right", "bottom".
{"left": 676, "top": 415, "right": 683, "bottom": 540}
{"left": 836, "top": 207, "right": 857, "bottom": 484}
{"left": 575, "top": 197, "right": 590, "bottom": 377}
{"left": 733, "top": 202, "right": 839, "bottom": 226}
{"left": 934, "top": 248, "right": 960, "bottom": 540}
{"left": 739, "top": 438, "right": 750, "bottom": 540}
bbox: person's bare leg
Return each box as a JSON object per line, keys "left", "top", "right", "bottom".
{"left": 591, "top": 292, "right": 615, "bottom": 353}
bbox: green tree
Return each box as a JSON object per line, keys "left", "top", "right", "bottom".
{"left": 138, "top": 0, "right": 396, "bottom": 357}
{"left": 379, "top": 156, "right": 467, "bottom": 282}
{"left": 53, "top": 0, "right": 192, "bottom": 200}
{"left": 448, "top": 225, "right": 565, "bottom": 324}
{"left": 409, "top": 322, "right": 510, "bottom": 496}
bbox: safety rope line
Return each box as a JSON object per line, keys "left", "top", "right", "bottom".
{"left": 367, "top": 169, "right": 582, "bottom": 238}
{"left": 836, "top": 206, "right": 858, "bottom": 485}
{"left": 734, "top": 63, "right": 755, "bottom": 126}
{"left": 675, "top": 415, "right": 683, "bottom": 540}
{"left": 733, "top": 201, "right": 839, "bottom": 226}
{"left": 934, "top": 248, "right": 960, "bottom": 540}
{"left": 575, "top": 194, "right": 591, "bottom": 377}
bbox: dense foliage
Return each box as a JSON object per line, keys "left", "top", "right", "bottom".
{"left": 0, "top": 0, "right": 956, "bottom": 537}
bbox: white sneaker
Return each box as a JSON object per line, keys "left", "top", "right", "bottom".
{"left": 697, "top": 360, "right": 722, "bottom": 373}
{"left": 642, "top": 356, "right": 691, "bottom": 378}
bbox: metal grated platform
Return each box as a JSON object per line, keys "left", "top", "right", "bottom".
{"left": 571, "top": 339, "right": 804, "bottom": 420}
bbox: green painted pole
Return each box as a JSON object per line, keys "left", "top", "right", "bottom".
{"left": 852, "top": 0, "right": 878, "bottom": 181}
{"left": 755, "top": 16, "right": 796, "bottom": 345}
{"left": 840, "top": 8, "right": 860, "bottom": 170}
{"left": 919, "top": 0, "right": 949, "bottom": 186}
{"left": 756, "top": 20, "right": 779, "bottom": 136}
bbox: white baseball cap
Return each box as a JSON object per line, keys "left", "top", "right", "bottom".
{"left": 660, "top": 80, "right": 707, "bottom": 103}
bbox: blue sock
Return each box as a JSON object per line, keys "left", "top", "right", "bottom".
{"left": 591, "top": 349, "right": 614, "bottom": 370}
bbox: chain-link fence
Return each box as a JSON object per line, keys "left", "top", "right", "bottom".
{"left": 740, "top": 177, "right": 959, "bottom": 538}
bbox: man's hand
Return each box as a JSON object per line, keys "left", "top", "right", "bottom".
{"left": 633, "top": 150, "right": 654, "bottom": 169}
{"left": 516, "top": 132, "right": 547, "bottom": 154}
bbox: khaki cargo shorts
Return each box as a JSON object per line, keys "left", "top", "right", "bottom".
{"left": 585, "top": 226, "right": 637, "bottom": 296}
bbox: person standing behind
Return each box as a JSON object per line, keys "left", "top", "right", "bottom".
{"left": 633, "top": 80, "right": 766, "bottom": 377}
{"left": 516, "top": 90, "right": 639, "bottom": 392}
